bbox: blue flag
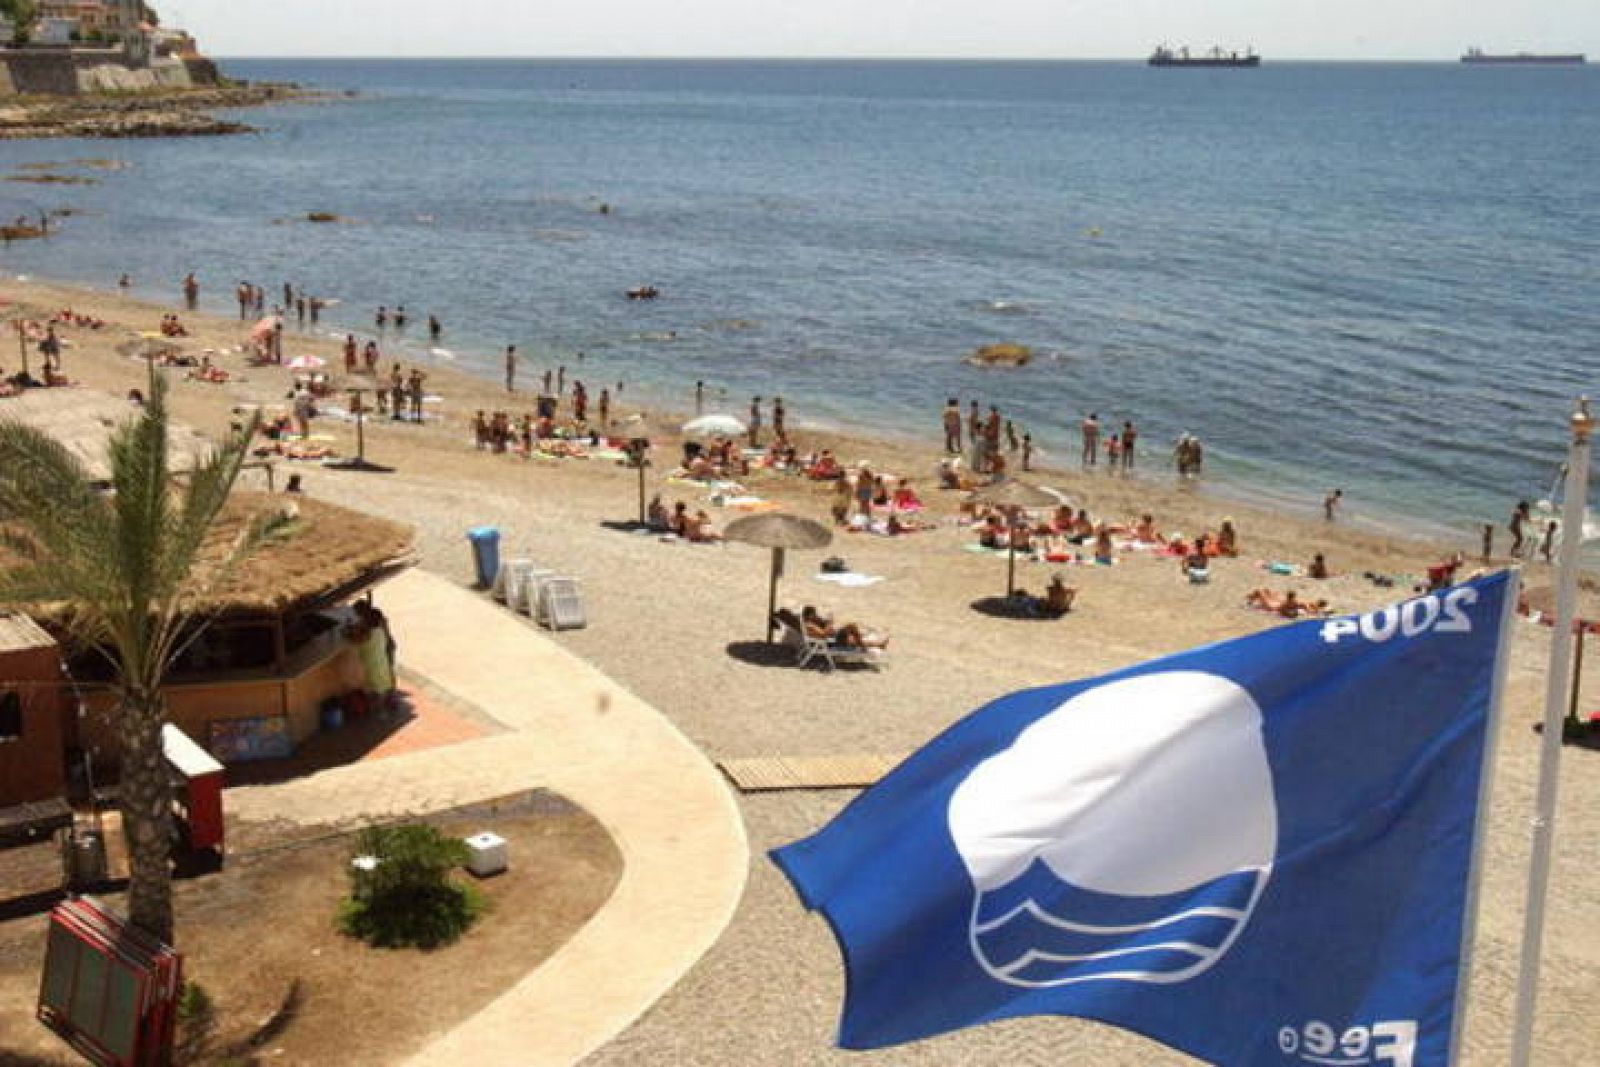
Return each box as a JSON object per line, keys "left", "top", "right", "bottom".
{"left": 773, "top": 571, "right": 1515, "bottom": 1066}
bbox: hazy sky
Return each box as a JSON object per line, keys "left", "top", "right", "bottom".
{"left": 166, "top": 1, "right": 1597, "bottom": 60}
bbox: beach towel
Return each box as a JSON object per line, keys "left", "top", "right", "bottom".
{"left": 815, "top": 572, "right": 886, "bottom": 588}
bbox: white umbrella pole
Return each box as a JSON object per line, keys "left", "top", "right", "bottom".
{"left": 1509, "top": 397, "right": 1593, "bottom": 1066}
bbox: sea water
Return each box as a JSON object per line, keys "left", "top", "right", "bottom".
{"left": 1, "top": 59, "right": 1596, "bottom": 541}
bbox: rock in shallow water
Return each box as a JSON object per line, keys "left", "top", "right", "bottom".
{"left": 966, "top": 342, "right": 1033, "bottom": 368}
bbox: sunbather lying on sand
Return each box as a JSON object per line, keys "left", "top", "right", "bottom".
{"left": 1246, "top": 588, "right": 1331, "bottom": 619}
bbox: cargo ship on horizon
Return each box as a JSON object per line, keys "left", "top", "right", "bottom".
{"left": 1149, "top": 45, "right": 1260, "bottom": 68}
{"left": 1461, "top": 47, "right": 1585, "bottom": 65}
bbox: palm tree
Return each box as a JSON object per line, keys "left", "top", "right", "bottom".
{"left": 0, "top": 375, "right": 271, "bottom": 943}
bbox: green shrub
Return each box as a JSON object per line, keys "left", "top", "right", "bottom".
{"left": 173, "top": 980, "right": 217, "bottom": 1063}
{"left": 176, "top": 980, "right": 214, "bottom": 1025}
{"left": 337, "top": 824, "right": 484, "bottom": 949}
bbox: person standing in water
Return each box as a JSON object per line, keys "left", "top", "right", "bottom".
{"left": 942, "top": 398, "right": 962, "bottom": 454}
{"left": 504, "top": 345, "right": 517, "bottom": 393}
{"left": 1324, "top": 488, "right": 1343, "bottom": 522}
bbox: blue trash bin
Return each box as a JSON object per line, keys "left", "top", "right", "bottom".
{"left": 319, "top": 699, "right": 345, "bottom": 732}
{"left": 468, "top": 526, "right": 501, "bottom": 589}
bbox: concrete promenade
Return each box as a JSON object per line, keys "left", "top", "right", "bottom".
{"left": 225, "top": 568, "right": 751, "bottom": 1066}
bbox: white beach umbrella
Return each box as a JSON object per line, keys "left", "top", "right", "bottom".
{"left": 682, "top": 413, "right": 746, "bottom": 437}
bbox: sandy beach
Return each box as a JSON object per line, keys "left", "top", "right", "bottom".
{"left": 2, "top": 274, "right": 1597, "bottom": 1063}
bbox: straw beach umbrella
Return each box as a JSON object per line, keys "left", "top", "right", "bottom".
{"left": 724, "top": 512, "right": 833, "bottom": 643}
{"left": 969, "top": 479, "right": 1059, "bottom": 597}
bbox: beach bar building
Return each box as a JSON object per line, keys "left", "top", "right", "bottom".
{"left": 0, "top": 390, "right": 415, "bottom": 769}
{"left": 4, "top": 493, "right": 417, "bottom": 767}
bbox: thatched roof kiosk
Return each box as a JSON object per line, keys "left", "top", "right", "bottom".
{"left": 0, "top": 492, "right": 418, "bottom": 763}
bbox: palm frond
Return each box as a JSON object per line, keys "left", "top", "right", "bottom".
{"left": 0, "top": 421, "right": 123, "bottom": 639}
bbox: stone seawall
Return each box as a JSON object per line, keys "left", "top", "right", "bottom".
{"left": 1, "top": 51, "right": 82, "bottom": 95}
{"left": 0, "top": 50, "right": 205, "bottom": 96}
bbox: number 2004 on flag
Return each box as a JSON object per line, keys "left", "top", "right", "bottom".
{"left": 1320, "top": 587, "right": 1477, "bottom": 646}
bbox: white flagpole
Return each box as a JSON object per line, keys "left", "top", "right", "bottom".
{"left": 1447, "top": 563, "right": 1521, "bottom": 1066}
{"left": 1509, "top": 397, "right": 1593, "bottom": 1066}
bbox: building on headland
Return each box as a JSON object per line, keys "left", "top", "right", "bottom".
{"left": 37, "top": 1, "right": 122, "bottom": 39}
{"left": 0, "top": 1, "right": 212, "bottom": 93}
{"left": 6, "top": 1, "right": 171, "bottom": 63}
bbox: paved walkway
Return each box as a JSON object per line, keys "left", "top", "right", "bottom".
{"left": 226, "top": 569, "right": 751, "bottom": 1066}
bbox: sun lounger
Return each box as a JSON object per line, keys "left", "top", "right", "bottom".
{"left": 773, "top": 613, "right": 886, "bottom": 672}
{"left": 537, "top": 576, "right": 587, "bottom": 631}
{"left": 493, "top": 558, "right": 535, "bottom": 603}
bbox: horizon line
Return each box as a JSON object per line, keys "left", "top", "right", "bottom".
{"left": 209, "top": 54, "right": 1584, "bottom": 63}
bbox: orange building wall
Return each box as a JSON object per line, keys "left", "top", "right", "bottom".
{"left": 77, "top": 640, "right": 363, "bottom": 764}
{"left": 0, "top": 644, "right": 69, "bottom": 808}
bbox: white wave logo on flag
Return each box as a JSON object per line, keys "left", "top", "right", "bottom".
{"left": 948, "top": 671, "right": 1278, "bottom": 988}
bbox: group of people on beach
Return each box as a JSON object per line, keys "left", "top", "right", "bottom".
{"left": 374, "top": 364, "right": 428, "bottom": 422}
{"left": 745, "top": 395, "right": 788, "bottom": 447}
{"left": 940, "top": 397, "right": 1034, "bottom": 477}
{"left": 968, "top": 500, "right": 1240, "bottom": 570}
{"left": 646, "top": 495, "right": 722, "bottom": 543}
{"left": 1505, "top": 499, "right": 1560, "bottom": 564}
{"left": 935, "top": 401, "right": 1216, "bottom": 485}
{"left": 1079, "top": 412, "right": 1141, "bottom": 472}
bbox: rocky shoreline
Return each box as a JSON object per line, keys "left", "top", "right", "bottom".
{"left": 0, "top": 82, "right": 326, "bottom": 140}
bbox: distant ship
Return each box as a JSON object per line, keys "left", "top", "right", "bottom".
{"left": 1149, "top": 45, "right": 1260, "bottom": 68}
{"left": 1461, "top": 47, "right": 1585, "bottom": 65}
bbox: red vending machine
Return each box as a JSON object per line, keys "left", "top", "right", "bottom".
{"left": 162, "top": 724, "right": 225, "bottom": 856}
